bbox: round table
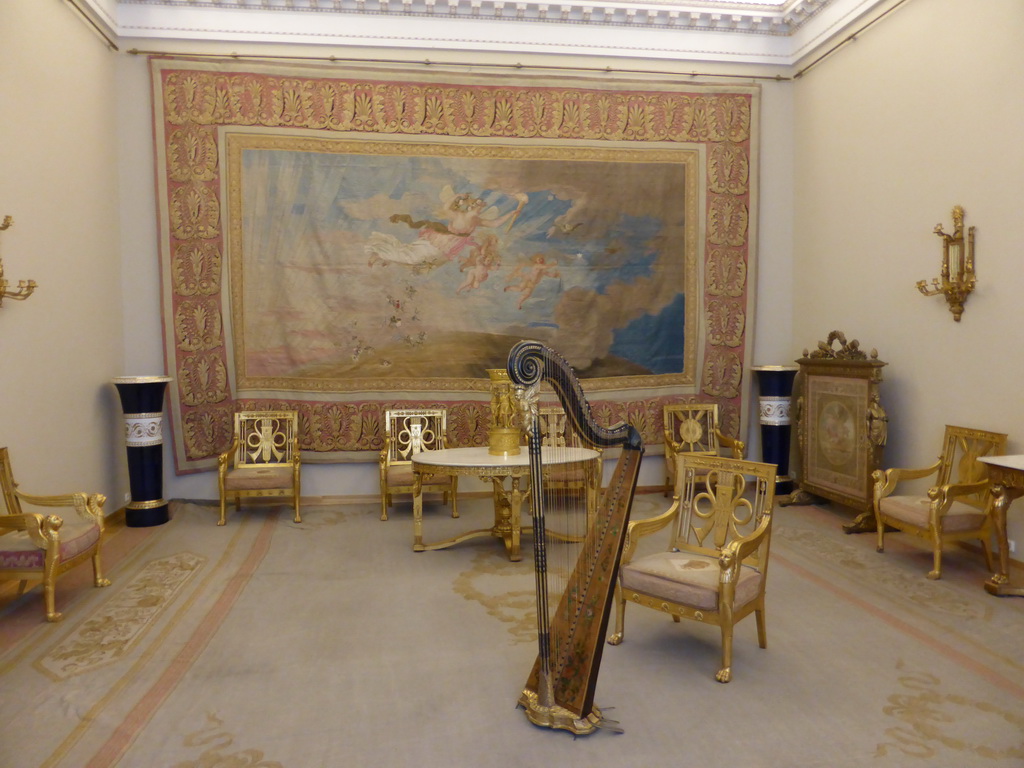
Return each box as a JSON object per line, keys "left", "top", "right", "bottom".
{"left": 412, "top": 446, "right": 600, "bottom": 561}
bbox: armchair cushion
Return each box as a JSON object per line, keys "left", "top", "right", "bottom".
{"left": 0, "top": 520, "right": 101, "bottom": 570}
{"left": 622, "top": 552, "right": 763, "bottom": 612}
{"left": 878, "top": 495, "right": 987, "bottom": 533}
{"left": 223, "top": 466, "right": 294, "bottom": 492}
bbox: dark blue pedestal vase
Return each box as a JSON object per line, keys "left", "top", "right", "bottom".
{"left": 752, "top": 366, "right": 798, "bottom": 496}
{"left": 113, "top": 376, "right": 172, "bottom": 527}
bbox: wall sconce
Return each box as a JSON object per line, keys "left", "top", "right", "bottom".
{"left": 916, "top": 205, "right": 975, "bottom": 322}
{"left": 0, "top": 216, "right": 38, "bottom": 307}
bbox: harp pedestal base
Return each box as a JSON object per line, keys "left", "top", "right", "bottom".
{"left": 518, "top": 688, "right": 605, "bottom": 735}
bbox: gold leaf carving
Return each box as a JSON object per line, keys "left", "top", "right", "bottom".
{"left": 706, "top": 247, "right": 746, "bottom": 297}
{"left": 182, "top": 404, "right": 234, "bottom": 458}
{"left": 163, "top": 72, "right": 217, "bottom": 126}
{"left": 177, "top": 353, "right": 228, "bottom": 406}
{"left": 702, "top": 348, "right": 742, "bottom": 398}
{"left": 708, "top": 143, "right": 749, "bottom": 195}
{"left": 170, "top": 182, "right": 220, "bottom": 241}
{"left": 175, "top": 297, "right": 223, "bottom": 352}
{"left": 706, "top": 298, "right": 745, "bottom": 347}
{"left": 707, "top": 193, "right": 748, "bottom": 247}
{"left": 167, "top": 124, "right": 219, "bottom": 183}
{"left": 172, "top": 241, "right": 221, "bottom": 296}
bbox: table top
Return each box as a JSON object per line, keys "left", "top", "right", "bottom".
{"left": 413, "top": 445, "right": 599, "bottom": 469}
{"left": 980, "top": 454, "right": 1024, "bottom": 472}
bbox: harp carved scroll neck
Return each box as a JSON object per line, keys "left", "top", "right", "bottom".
{"left": 506, "top": 340, "right": 641, "bottom": 451}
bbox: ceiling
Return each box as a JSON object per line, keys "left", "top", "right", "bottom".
{"left": 75, "top": 0, "right": 900, "bottom": 71}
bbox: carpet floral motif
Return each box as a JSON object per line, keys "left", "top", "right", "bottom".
{"left": 453, "top": 550, "right": 536, "bottom": 644}
{"left": 174, "top": 712, "right": 282, "bottom": 768}
{"left": 35, "top": 552, "right": 205, "bottom": 681}
{"left": 876, "top": 662, "right": 1024, "bottom": 761}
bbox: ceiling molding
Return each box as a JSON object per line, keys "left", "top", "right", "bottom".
{"left": 74, "top": 0, "right": 899, "bottom": 68}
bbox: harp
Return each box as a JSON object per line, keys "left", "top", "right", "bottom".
{"left": 507, "top": 340, "right": 644, "bottom": 735}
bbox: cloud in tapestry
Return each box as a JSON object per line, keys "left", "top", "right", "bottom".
{"left": 232, "top": 136, "right": 691, "bottom": 388}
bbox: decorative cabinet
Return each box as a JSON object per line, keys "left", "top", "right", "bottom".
{"left": 792, "top": 332, "right": 887, "bottom": 533}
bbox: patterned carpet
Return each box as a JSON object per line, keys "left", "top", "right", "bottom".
{"left": 1, "top": 495, "right": 1022, "bottom": 767}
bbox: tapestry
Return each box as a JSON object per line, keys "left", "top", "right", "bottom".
{"left": 151, "top": 58, "right": 759, "bottom": 470}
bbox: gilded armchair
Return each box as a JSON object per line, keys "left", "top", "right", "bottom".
{"left": 872, "top": 424, "right": 1007, "bottom": 579}
{"left": 663, "top": 403, "right": 744, "bottom": 495}
{"left": 218, "top": 411, "right": 302, "bottom": 526}
{"left": 0, "top": 447, "right": 110, "bottom": 622}
{"left": 380, "top": 408, "right": 457, "bottom": 521}
{"left": 609, "top": 454, "right": 776, "bottom": 683}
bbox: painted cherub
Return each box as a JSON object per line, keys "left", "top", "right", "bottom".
{"left": 456, "top": 234, "right": 501, "bottom": 294}
{"left": 504, "top": 253, "right": 561, "bottom": 310}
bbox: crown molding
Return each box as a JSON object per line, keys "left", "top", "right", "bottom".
{"left": 73, "top": 0, "right": 898, "bottom": 68}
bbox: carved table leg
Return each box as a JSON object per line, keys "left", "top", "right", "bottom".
{"left": 984, "top": 484, "right": 1024, "bottom": 597}
{"left": 412, "top": 472, "right": 425, "bottom": 552}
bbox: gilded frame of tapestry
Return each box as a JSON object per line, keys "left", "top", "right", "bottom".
{"left": 151, "top": 58, "right": 759, "bottom": 471}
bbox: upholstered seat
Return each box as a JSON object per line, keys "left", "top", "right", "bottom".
{"left": 0, "top": 446, "right": 110, "bottom": 622}
{"left": 873, "top": 424, "right": 1007, "bottom": 579}
{"left": 621, "top": 551, "right": 764, "bottom": 612}
{"left": 610, "top": 454, "right": 776, "bottom": 683}
{"left": 218, "top": 411, "right": 302, "bottom": 526}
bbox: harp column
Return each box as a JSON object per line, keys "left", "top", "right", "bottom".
{"left": 112, "top": 375, "right": 172, "bottom": 527}
{"left": 753, "top": 366, "right": 798, "bottom": 496}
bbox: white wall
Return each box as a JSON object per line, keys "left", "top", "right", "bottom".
{"left": 0, "top": 1, "right": 127, "bottom": 502}
{"left": 792, "top": 0, "right": 1024, "bottom": 543}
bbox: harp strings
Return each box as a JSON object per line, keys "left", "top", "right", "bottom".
{"left": 539, "top": 369, "right": 591, "bottom": 679}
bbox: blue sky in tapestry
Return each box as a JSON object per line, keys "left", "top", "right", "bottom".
{"left": 237, "top": 142, "right": 690, "bottom": 381}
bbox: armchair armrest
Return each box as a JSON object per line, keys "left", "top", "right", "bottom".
{"left": 15, "top": 489, "right": 106, "bottom": 526}
{"left": 218, "top": 438, "right": 240, "bottom": 473}
{"left": 716, "top": 430, "right": 745, "bottom": 460}
{"left": 926, "top": 478, "right": 989, "bottom": 513}
{"left": 0, "top": 510, "right": 63, "bottom": 549}
{"left": 872, "top": 458, "right": 942, "bottom": 500}
{"left": 621, "top": 497, "right": 680, "bottom": 565}
{"left": 719, "top": 513, "right": 772, "bottom": 577}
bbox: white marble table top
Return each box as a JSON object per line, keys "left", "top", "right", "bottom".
{"left": 413, "top": 445, "right": 598, "bottom": 469}
{"left": 980, "top": 455, "right": 1024, "bottom": 472}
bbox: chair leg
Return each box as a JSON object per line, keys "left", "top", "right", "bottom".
{"left": 607, "top": 585, "right": 626, "bottom": 645}
{"left": 875, "top": 514, "right": 886, "bottom": 553}
{"left": 928, "top": 537, "right": 943, "bottom": 580}
{"left": 380, "top": 493, "right": 389, "bottom": 521}
{"left": 450, "top": 478, "right": 459, "bottom": 519}
{"left": 219, "top": 495, "right": 228, "bottom": 526}
{"left": 980, "top": 536, "right": 994, "bottom": 573}
{"left": 717, "top": 592, "right": 735, "bottom": 683}
{"left": 93, "top": 551, "right": 112, "bottom": 589}
{"left": 43, "top": 573, "right": 61, "bottom": 623}
{"left": 293, "top": 497, "right": 302, "bottom": 524}
{"left": 17, "top": 579, "right": 28, "bottom": 596}
{"left": 717, "top": 626, "right": 734, "bottom": 683}
{"left": 755, "top": 606, "right": 767, "bottom": 649}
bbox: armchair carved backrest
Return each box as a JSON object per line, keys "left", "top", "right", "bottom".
{"left": 380, "top": 408, "right": 457, "bottom": 521}
{"left": 0, "top": 447, "right": 110, "bottom": 622}
{"left": 610, "top": 454, "right": 776, "bottom": 683}
{"left": 873, "top": 424, "right": 1007, "bottom": 579}
{"left": 218, "top": 411, "right": 302, "bottom": 526}
{"left": 536, "top": 406, "right": 602, "bottom": 505}
{"left": 663, "top": 403, "right": 745, "bottom": 496}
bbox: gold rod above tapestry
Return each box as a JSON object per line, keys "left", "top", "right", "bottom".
{"left": 125, "top": 48, "right": 790, "bottom": 82}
